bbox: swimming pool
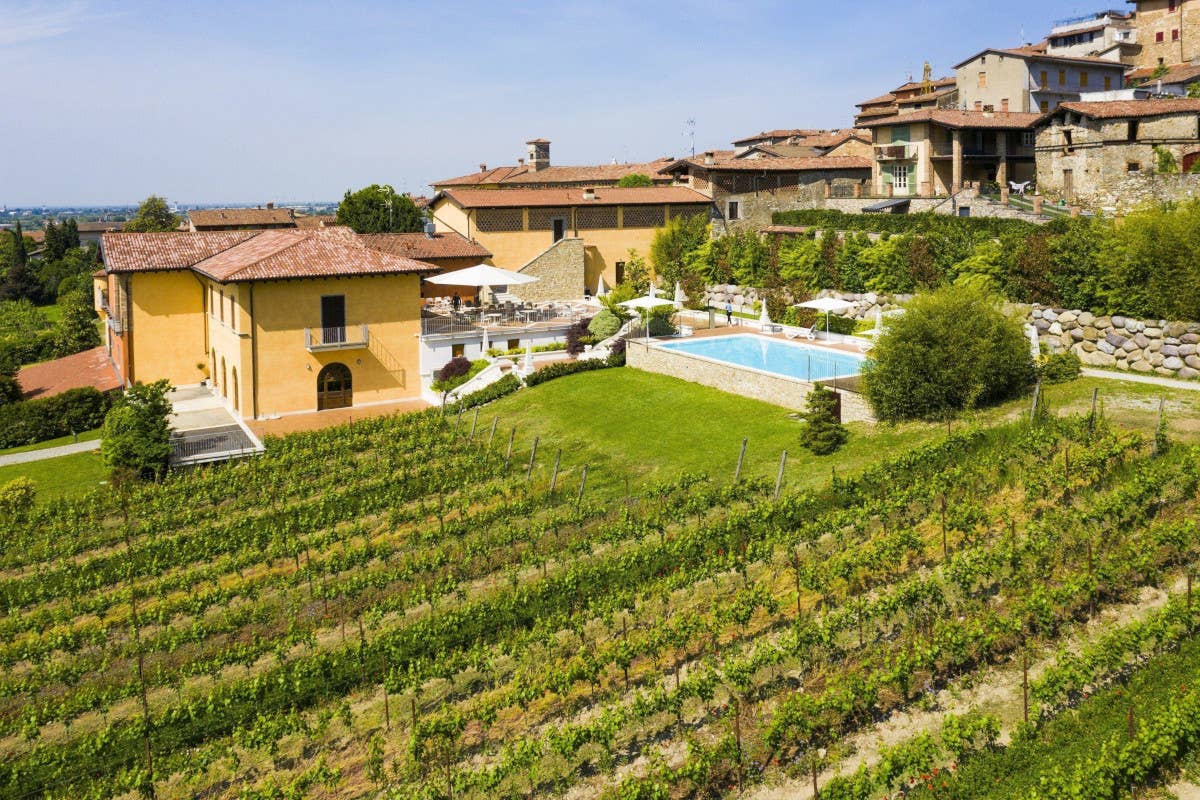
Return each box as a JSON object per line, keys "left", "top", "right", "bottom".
{"left": 657, "top": 334, "right": 864, "bottom": 382}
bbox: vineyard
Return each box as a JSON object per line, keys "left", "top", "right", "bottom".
{"left": 2, "top": 383, "right": 1200, "bottom": 799}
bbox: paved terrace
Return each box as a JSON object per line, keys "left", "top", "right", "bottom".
{"left": 168, "top": 386, "right": 264, "bottom": 465}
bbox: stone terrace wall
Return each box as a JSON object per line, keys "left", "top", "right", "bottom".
{"left": 1032, "top": 308, "right": 1200, "bottom": 379}
{"left": 626, "top": 339, "right": 874, "bottom": 422}
{"left": 508, "top": 237, "right": 585, "bottom": 303}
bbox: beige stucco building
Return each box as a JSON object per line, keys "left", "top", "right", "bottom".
{"left": 954, "top": 47, "right": 1127, "bottom": 114}
{"left": 1034, "top": 98, "right": 1200, "bottom": 208}
{"left": 861, "top": 109, "right": 1040, "bottom": 197}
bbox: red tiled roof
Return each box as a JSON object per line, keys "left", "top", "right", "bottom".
{"left": 891, "top": 77, "right": 957, "bottom": 94}
{"left": 740, "top": 144, "right": 824, "bottom": 159}
{"left": 897, "top": 87, "right": 956, "bottom": 105}
{"left": 1051, "top": 98, "right": 1200, "bottom": 119}
{"left": 1126, "top": 63, "right": 1200, "bottom": 86}
{"left": 103, "top": 228, "right": 437, "bottom": 282}
{"left": 23, "top": 230, "right": 46, "bottom": 243}
{"left": 432, "top": 159, "right": 675, "bottom": 188}
{"left": 189, "top": 207, "right": 296, "bottom": 228}
{"left": 731, "top": 129, "right": 829, "bottom": 145}
{"left": 293, "top": 214, "right": 336, "bottom": 229}
{"left": 75, "top": 221, "right": 124, "bottom": 233}
{"left": 102, "top": 231, "right": 257, "bottom": 272}
{"left": 796, "top": 129, "right": 872, "bottom": 148}
{"left": 18, "top": 346, "right": 122, "bottom": 400}
{"left": 91, "top": 268, "right": 106, "bottom": 278}
{"left": 953, "top": 46, "right": 1126, "bottom": 69}
{"left": 660, "top": 155, "right": 871, "bottom": 173}
{"left": 361, "top": 231, "right": 491, "bottom": 261}
{"left": 858, "top": 109, "right": 1043, "bottom": 130}
{"left": 437, "top": 186, "right": 712, "bottom": 209}
{"left": 857, "top": 93, "right": 898, "bottom": 108}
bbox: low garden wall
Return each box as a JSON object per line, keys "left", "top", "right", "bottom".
{"left": 625, "top": 339, "right": 874, "bottom": 423}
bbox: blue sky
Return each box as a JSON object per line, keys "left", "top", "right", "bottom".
{"left": 2, "top": 0, "right": 1107, "bottom": 206}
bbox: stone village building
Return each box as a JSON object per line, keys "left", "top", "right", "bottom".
{"left": 1034, "top": 97, "right": 1200, "bottom": 208}
{"left": 656, "top": 152, "right": 871, "bottom": 233}
{"left": 1128, "top": 0, "right": 1200, "bottom": 69}
{"left": 953, "top": 46, "right": 1128, "bottom": 114}
{"left": 431, "top": 138, "right": 675, "bottom": 191}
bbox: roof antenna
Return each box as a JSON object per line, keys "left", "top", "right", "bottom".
{"left": 683, "top": 118, "right": 696, "bottom": 156}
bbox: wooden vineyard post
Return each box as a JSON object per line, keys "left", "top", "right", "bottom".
{"left": 487, "top": 417, "right": 498, "bottom": 449}
{"left": 774, "top": 451, "right": 787, "bottom": 500}
{"left": 1188, "top": 571, "right": 1194, "bottom": 628}
{"left": 1029, "top": 382, "right": 1041, "bottom": 424}
{"left": 1153, "top": 397, "right": 1165, "bottom": 457}
{"left": 526, "top": 436, "right": 539, "bottom": 481}
{"left": 468, "top": 408, "right": 479, "bottom": 443}
{"left": 576, "top": 465, "right": 589, "bottom": 509}
{"left": 382, "top": 653, "right": 391, "bottom": 731}
{"left": 1088, "top": 386, "right": 1099, "bottom": 436}
{"left": 550, "top": 450, "right": 562, "bottom": 497}
{"left": 504, "top": 426, "right": 516, "bottom": 470}
{"left": 454, "top": 403, "right": 464, "bottom": 434}
{"left": 940, "top": 495, "right": 948, "bottom": 560}
{"left": 734, "top": 437, "right": 748, "bottom": 482}
{"left": 1022, "top": 650, "right": 1030, "bottom": 725}
{"left": 733, "top": 697, "right": 743, "bottom": 794}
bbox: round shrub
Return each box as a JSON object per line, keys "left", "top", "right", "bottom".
{"left": 862, "top": 285, "right": 1035, "bottom": 421}
{"left": 587, "top": 310, "right": 623, "bottom": 340}
{"left": 1037, "top": 351, "right": 1082, "bottom": 385}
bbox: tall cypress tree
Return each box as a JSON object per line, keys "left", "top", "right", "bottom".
{"left": 3, "top": 223, "right": 40, "bottom": 302}
{"left": 44, "top": 220, "right": 64, "bottom": 261}
{"left": 63, "top": 219, "right": 80, "bottom": 251}
{"left": 12, "top": 222, "right": 26, "bottom": 266}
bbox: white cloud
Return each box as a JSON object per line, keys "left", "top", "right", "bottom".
{"left": 0, "top": 1, "right": 92, "bottom": 46}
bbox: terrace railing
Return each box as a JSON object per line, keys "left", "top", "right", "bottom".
{"left": 304, "top": 324, "right": 369, "bottom": 352}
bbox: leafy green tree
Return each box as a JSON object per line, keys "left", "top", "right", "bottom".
{"left": 431, "top": 356, "right": 474, "bottom": 403}
{"left": 1098, "top": 200, "right": 1200, "bottom": 319}
{"left": 649, "top": 213, "right": 708, "bottom": 286}
{"left": 799, "top": 384, "right": 848, "bottom": 455}
{"left": 52, "top": 291, "right": 101, "bottom": 357}
{"left": 335, "top": 185, "right": 424, "bottom": 233}
{"left": 0, "top": 344, "right": 20, "bottom": 406}
{"left": 620, "top": 249, "right": 651, "bottom": 294}
{"left": 3, "top": 223, "right": 40, "bottom": 302}
{"left": 62, "top": 219, "right": 80, "bottom": 250}
{"left": 0, "top": 477, "right": 35, "bottom": 519}
{"left": 616, "top": 173, "right": 653, "bottom": 187}
{"left": 777, "top": 236, "right": 821, "bottom": 288}
{"left": 835, "top": 232, "right": 871, "bottom": 293}
{"left": 862, "top": 285, "right": 1034, "bottom": 421}
{"left": 1188, "top": 81, "right": 1200, "bottom": 98}
{"left": 859, "top": 235, "right": 915, "bottom": 294}
{"left": 1046, "top": 217, "right": 1107, "bottom": 310}
{"left": 43, "top": 221, "right": 66, "bottom": 261}
{"left": 124, "top": 196, "right": 180, "bottom": 232}
{"left": 101, "top": 379, "right": 174, "bottom": 480}
{"left": 1154, "top": 146, "right": 1178, "bottom": 174}
{"left": 949, "top": 240, "right": 1008, "bottom": 295}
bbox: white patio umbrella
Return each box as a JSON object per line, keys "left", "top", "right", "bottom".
{"left": 620, "top": 288, "right": 675, "bottom": 342}
{"left": 596, "top": 274, "right": 609, "bottom": 298}
{"left": 673, "top": 282, "right": 686, "bottom": 310}
{"left": 426, "top": 264, "right": 539, "bottom": 352}
{"left": 866, "top": 307, "right": 906, "bottom": 338}
{"left": 1025, "top": 323, "right": 1041, "bottom": 360}
{"left": 796, "top": 297, "right": 855, "bottom": 336}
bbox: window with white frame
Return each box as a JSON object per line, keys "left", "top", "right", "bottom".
{"left": 891, "top": 164, "right": 908, "bottom": 190}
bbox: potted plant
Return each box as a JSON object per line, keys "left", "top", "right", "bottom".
{"left": 197, "top": 362, "right": 209, "bottom": 386}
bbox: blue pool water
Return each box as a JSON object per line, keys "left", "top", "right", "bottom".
{"left": 657, "top": 335, "right": 864, "bottom": 382}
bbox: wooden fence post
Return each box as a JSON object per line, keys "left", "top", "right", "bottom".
{"left": 526, "top": 436, "right": 539, "bottom": 481}
{"left": 774, "top": 451, "right": 787, "bottom": 500}
{"left": 734, "top": 437, "right": 748, "bottom": 482}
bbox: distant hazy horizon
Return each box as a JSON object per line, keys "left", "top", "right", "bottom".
{"left": 2, "top": 0, "right": 1106, "bottom": 206}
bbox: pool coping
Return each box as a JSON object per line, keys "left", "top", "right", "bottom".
{"left": 654, "top": 332, "right": 865, "bottom": 386}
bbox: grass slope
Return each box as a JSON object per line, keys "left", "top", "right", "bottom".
{"left": 0, "top": 449, "right": 106, "bottom": 501}
{"left": 0, "top": 428, "right": 101, "bottom": 455}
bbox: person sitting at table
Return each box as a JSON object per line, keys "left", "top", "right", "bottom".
{"left": 452, "top": 292, "right": 461, "bottom": 311}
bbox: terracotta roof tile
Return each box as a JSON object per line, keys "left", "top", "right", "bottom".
{"left": 103, "top": 228, "right": 436, "bottom": 282}
{"left": 293, "top": 214, "right": 336, "bottom": 229}
{"left": 432, "top": 159, "right": 674, "bottom": 188}
{"left": 361, "top": 231, "right": 491, "bottom": 261}
{"left": 857, "top": 92, "right": 898, "bottom": 108}
{"left": 660, "top": 155, "right": 871, "bottom": 173}
{"left": 1126, "top": 63, "right": 1200, "bottom": 86}
{"left": 188, "top": 207, "right": 296, "bottom": 228}
{"left": 75, "top": 221, "right": 124, "bottom": 233}
{"left": 18, "top": 346, "right": 121, "bottom": 400}
{"left": 1052, "top": 98, "right": 1200, "bottom": 119}
{"left": 954, "top": 46, "right": 1126, "bottom": 69}
{"left": 731, "top": 129, "right": 829, "bottom": 145}
{"left": 102, "top": 231, "right": 257, "bottom": 272}
{"left": 438, "top": 186, "right": 711, "bottom": 209}
{"left": 891, "top": 77, "right": 957, "bottom": 94}
{"left": 858, "top": 109, "right": 1043, "bottom": 130}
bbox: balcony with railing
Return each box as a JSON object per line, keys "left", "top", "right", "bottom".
{"left": 304, "top": 324, "right": 369, "bottom": 352}
{"left": 874, "top": 143, "right": 917, "bottom": 161}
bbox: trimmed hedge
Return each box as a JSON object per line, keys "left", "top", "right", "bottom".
{"left": 450, "top": 374, "right": 521, "bottom": 410}
{"left": 524, "top": 351, "right": 625, "bottom": 387}
{"left": 773, "top": 209, "right": 1039, "bottom": 238}
{"left": 0, "top": 387, "right": 112, "bottom": 449}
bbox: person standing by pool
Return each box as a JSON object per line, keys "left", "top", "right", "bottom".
{"left": 724, "top": 301, "right": 733, "bottom": 326}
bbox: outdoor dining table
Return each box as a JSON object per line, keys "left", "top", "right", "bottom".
{"left": 517, "top": 309, "right": 539, "bottom": 324}
{"left": 483, "top": 312, "right": 503, "bottom": 326}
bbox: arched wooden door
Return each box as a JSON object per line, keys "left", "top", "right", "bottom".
{"left": 317, "top": 362, "right": 352, "bottom": 410}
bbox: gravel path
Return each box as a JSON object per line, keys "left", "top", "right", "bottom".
{"left": 1081, "top": 368, "right": 1200, "bottom": 392}
{"left": 0, "top": 439, "right": 101, "bottom": 467}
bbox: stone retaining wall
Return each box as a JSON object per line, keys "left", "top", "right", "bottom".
{"left": 626, "top": 339, "right": 874, "bottom": 422}
{"left": 1031, "top": 307, "right": 1200, "bottom": 379}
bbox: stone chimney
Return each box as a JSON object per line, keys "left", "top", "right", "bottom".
{"left": 266, "top": 202, "right": 274, "bottom": 209}
{"left": 526, "top": 138, "right": 551, "bottom": 171}
{"left": 518, "top": 157, "right": 525, "bottom": 166}
{"left": 582, "top": 187, "right": 596, "bottom": 200}
{"left": 1001, "top": 98, "right": 1009, "bottom": 112}
{"left": 703, "top": 151, "right": 715, "bottom": 165}
{"left": 479, "top": 163, "right": 487, "bottom": 172}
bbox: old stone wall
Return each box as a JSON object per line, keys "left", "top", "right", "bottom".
{"left": 1032, "top": 307, "right": 1200, "bottom": 379}
{"left": 507, "top": 237, "right": 586, "bottom": 303}
{"left": 626, "top": 338, "right": 874, "bottom": 422}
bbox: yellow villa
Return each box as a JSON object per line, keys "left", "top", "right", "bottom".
{"left": 97, "top": 227, "right": 434, "bottom": 420}
{"left": 427, "top": 186, "right": 711, "bottom": 299}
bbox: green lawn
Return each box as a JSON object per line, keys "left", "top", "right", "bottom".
{"left": 0, "top": 428, "right": 101, "bottom": 456}
{"left": 473, "top": 368, "right": 942, "bottom": 497}
{"left": 36, "top": 303, "right": 63, "bottom": 324}
{"left": 0, "top": 449, "right": 107, "bottom": 503}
